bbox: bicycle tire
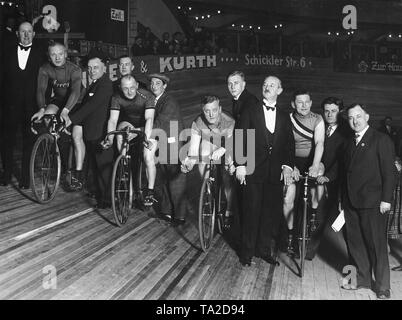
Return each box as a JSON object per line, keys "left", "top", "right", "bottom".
{"left": 216, "top": 184, "right": 224, "bottom": 234}
{"left": 299, "top": 200, "right": 309, "bottom": 277}
{"left": 30, "top": 133, "right": 61, "bottom": 203}
{"left": 111, "top": 154, "right": 133, "bottom": 226}
{"left": 198, "top": 176, "right": 215, "bottom": 252}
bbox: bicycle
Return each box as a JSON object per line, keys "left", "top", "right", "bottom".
{"left": 103, "top": 127, "right": 148, "bottom": 227}
{"left": 191, "top": 156, "right": 228, "bottom": 252}
{"left": 294, "top": 173, "right": 322, "bottom": 277}
{"left": 29, "top": 114, "right": 68, "bottom": 203}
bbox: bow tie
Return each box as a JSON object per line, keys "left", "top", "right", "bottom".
{"left": 19, "top": 44, "right": 31, "bottom": 51}
{"left": 264, "top": 103, "right": 276, "bottom": 111}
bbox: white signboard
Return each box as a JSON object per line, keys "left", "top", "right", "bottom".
{"left": 111, "top": 8, "right": 124, "bottom": 22}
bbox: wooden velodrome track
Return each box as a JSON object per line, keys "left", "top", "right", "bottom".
{"left": 1, "top": 69, "right": 402, "bottom": 300}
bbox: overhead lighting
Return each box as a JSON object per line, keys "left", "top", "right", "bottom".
{"left": 279, "top": 23, "right": 282, "bottom": 27}
{"left": 207, "top": 14, "right": 210, "bottom": 18}
{"left": 274, "top": 25, "right": 278, "bottom": 29}
{"left": 351, "top": 31, "right": 354, "bottom": 34}
{"left": 232, "top": 24, "right": 235, "bottom": 27}
{"left": 188, "top": 7, "right": 192, "bottom": 11}
{"left": 258, "top": 26, "right": 261, "bottom": 30}
{"left": 328, "top": 32, "right": 331, "bottom": 35}
{"left": 177, "top": 6, "right": 181, "bottom": 9}
{"left": 241, "top": 25, "right": 244, "bottom": 28}
{"left": 336, "top": 32, "right": 339, "bottom": 36}
{"left": 201, "top": 16, "right": 204, "bottom": 19}
{"left": 217, "top": 10, "right": 221, "bottom": 14}
{"left": 389, "top": 34, "right": 392, "bottom": 38}
{"left": 249, "top": 26, "right": 252, "bottom": 29}
{"left": 399, "top": 34, "right": 402, "bottom": 38}
{"left": 195, "top": 16, "right": 199, "bottom": 20}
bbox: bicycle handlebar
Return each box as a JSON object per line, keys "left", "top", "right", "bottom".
{"left": 31, "top": 114, "right": 68, "bottom": 135}
{"left": 103, "top": 128, "right": 149, "bottom": 149}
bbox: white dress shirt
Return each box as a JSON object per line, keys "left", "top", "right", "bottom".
{"left": 17, "top": 44, "right": 32, "bottom": 70}
{"left": 262, "top": 98, "right": 276, "bottom": 133}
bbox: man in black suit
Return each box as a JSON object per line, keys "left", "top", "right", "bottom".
{"left": 1, "top": 22, "right": 45, "bottom": 187}
{"left": 227, "top": 71, "right": 258, "bottom": 124}
{"left": 235, "top": 75, "right": 295, "bottom": 266}
{"left": 68, "top": 53, "right": 114, "bottom": 208}
{"left": 148, "top": 73, "right": 187, "bottom": 225}
{"left": 307, "top": 97, "right": 350, "bottom": 260}
{"left": 227, "top": 71, "right": 259, "bottom": 229}
{"left": 342, "top": 103, "right": 397, "bottom": 299}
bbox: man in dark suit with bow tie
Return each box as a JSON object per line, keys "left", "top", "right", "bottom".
{"left": 0, "top": 22, "right": 45, "bottom": 188}
{"left": 342, "top": 103, "right": 397, "bottom": 299}
{"left": 235, "top": 75, "right": 295, "bottom": 266}
{"left": 68, "top": 53, "right": 114, "bottom": 208}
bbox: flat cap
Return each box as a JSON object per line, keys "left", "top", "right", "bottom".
{"left": 147, "top": 73, "right": 170, "bottom": 84}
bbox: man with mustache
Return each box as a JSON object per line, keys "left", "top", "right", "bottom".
{"left": 235, "top": 75, "right": 294, "bottom": 267}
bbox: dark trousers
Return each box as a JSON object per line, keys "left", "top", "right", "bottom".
{"left": 240, "top": 180, "right": 283, "bottom": 258}
{"left": 1, "top": 104, "right": 35, "bottom": 184}
{"left": 344, "top": 197, "right": 390, "bottom": 291}
{"left": 154, "top": 163, "right": 187, "bottom": 220}
{"left": 85, "top": 140, "right": 114, "bottom": 204}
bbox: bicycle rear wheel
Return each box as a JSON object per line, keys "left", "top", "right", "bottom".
{"left": 111, "top": 154, "right": 133, "bottom": 226}
{"left": 198, "top": 176, "right": 215, "bottom": 252}
{"left": 30, "top": 133, "right": 61, "bottom": 203}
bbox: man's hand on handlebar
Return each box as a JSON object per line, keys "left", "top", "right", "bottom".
{"left": 143, "top": 139, "right": 153, "bottom": 150}
{"left": 100, "top": 137, "right": 113, "bottom": 150}
{"left": 60, "top": 109, "right": 72, "bottom": 128}
{"left": 210, "top": 147, "right": 226, "bottom": 161}
{"left": 31, "top": 108, "right": 45, "bottom": 122}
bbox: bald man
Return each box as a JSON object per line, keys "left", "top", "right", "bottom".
{"left": 1, "top": 22, "right": 45, "bottom": 188}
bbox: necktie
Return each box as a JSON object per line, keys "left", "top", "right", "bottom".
{"left": 264, "top": 103, "right": 276, "bottom": 111}
{"left": 19, "top": 44, "right": 31, "bottom": 51}
{"left": 355, "top": 133, "right": 360, "bottom": 145}
{"left": 326, "top": 126, "right": 332, "bottom": 137}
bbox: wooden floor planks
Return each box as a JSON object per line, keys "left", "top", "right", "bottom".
{"left": 2, "top": 71, "right": 402, "bottom": 300}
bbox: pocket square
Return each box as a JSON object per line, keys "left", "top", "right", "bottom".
{"left": 89, "top": 92, "right": 94, "bottom": 97}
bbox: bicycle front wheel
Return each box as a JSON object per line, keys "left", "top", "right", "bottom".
{"left": 198, "top": 177, "right": 215, "bottom": 252}
{"left": 30, "top": 133, "right": 61, "bottom": 203}
{"left": 111, "top": 154, "right": 133, "bottom": 226}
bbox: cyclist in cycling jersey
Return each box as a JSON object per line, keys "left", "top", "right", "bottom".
{"left": 104, "top": 74, "right": 157, "bottom": 206}
{"left": 31, "top": 42, "right": 82, "bottom": 174}
{"left": 181, "top": 95, "right": 236, "bottom": 221}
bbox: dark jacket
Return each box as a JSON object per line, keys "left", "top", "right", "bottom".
{"left": 1, "top": 41, "right": 45, "bottom": 108}
{"left": 322, "top": 123, "right": 350, "bottom": 182}
{"left": 152, "top": 91, "right": 184, "bottom": 164}
{"left": 238, "top": 101, "right": 295, "bottom": 184}
{"left": 343, "top": 126, "right": 397, "bottom": 208}
{"left": 232, "top": 89, "right": 259, "bottom": 125}
{"left": 70, "top": 73, "right": 113, "bottom": 141}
